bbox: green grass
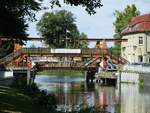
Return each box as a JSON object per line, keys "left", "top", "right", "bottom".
{"left": 0, "top": 85, "right": 48, "bottom": 113}
{"left": 38, "top": 69, "right": 85, "bottom": 76}
{"left": 139, "top": 78, "right": 144, "bottom": 88}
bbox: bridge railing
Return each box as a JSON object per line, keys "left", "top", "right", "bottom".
{"left": 21, "top": 48, "right": 110, "bottom": 55}
{"left": 108, "top": 49, "right": 128, "bottom": 64}
{"left": 22, "top": 48, "right": 50, "bottom": 54}
{"left": 0, "top": 49, "right": 22, "bottom": 65}
{"left": 37, "top": 61, "right": 85, "bottom": 68}
{"left": 21, "top": 48, "right": 128, "bottom": 64}
{"left": 81, "top": 48, "right": 109, "bottom": 55}
{"left": 0, "top": 48, "right": 128, "bottom": 66}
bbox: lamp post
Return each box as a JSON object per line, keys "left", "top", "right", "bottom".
{"left": 65, "top": 30, "right": 70, "bottom": 48}
{"left": 64, "top": 30, "right": 70, "bottom": 62}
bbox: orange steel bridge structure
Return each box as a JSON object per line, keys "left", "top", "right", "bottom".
{"left": 0, "top": 48, "right": 128, "bottom": 70}
{"left": 0, "top": 37, "right": 128, "bottom": 70}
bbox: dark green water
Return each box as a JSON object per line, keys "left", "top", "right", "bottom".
{"left": 35, "top": 72, "right": 150, "bottom": 113}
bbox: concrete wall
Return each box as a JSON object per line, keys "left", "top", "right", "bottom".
{"left": 119, "top": 71, "right": 150, "bottom": 86}
{"left": 140, "top": 74, "right": 150, "bottom": 86}
{"left": 120, "top": 64, "right": 150, "bottom": 85}
{"left": 0, "top": 71, "right": 13, "bottom": 78}
{"left": 123, "top": 64, "right": 150, "bottom": 73}
{"left": 119, "top": 72, "right": 139, "bottom": 83}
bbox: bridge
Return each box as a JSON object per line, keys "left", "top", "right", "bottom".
{"left": 0, "top": 48, "right": 128, "bottom": 70}
{"left": 0, "top": 38, "right": 129, "bottom": 85}
{"left": 0, "top": 37, "right": 129, "bottom": 71}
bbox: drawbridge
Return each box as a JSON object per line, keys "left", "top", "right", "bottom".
{"left": 0, "top": 38, "right": 128, "bottom": 70}
{"left": 0, "top": 48, "right": 128, "bottom": 70}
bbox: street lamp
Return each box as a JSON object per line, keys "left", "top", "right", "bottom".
{"left": 65, "top": 30, "right": 70, "bottom": 48}
{"left": 64, "top": 30, "right": 70, "bottom": 62}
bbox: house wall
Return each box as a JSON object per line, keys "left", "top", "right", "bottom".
{"left": 121, "top": 33, "right": 150, "bottom": 63}
{"left": 146, "top": 33, "right": 150, "bottom": 52}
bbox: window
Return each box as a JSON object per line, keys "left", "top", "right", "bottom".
{"left": 139, "top": 36, "right": 143, "bottom": 45}
{"left": 138, "top": 55, "right": 143, "bottom": 63}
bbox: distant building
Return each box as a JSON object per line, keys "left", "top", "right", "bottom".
{"left": 121, "top": 14, "right": 150, "bottom": 63}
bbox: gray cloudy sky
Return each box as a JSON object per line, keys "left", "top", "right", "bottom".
{"left": 26, "top": 0, "right": 150, "bottom": 47}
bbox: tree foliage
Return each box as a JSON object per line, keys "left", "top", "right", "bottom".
{"left": 0, "top": 0, "right": 41, "bottom": 41}
{"left": 0, "top": 0, "right": 41, "bottom": 58}
{"left": 113, "top": 4, "right": 140, "bottom": 55}
{"left": 0, "top": 0, "right": 102, "bottom": 58}
{"left": 37, "top": 10, "right": 80, "bottom": 48}
{"left": 79, "top": 32, "right": 89, "bottom": 48}
{"left": 113, "top": 4, "right": 140, "bottom": 38}
{"left": 50, "top": 0, "right": 103, "bottom": 15}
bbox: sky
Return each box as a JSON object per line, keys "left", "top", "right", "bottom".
{"left": 25, "top": 0, "right": 150, "bottom": 47}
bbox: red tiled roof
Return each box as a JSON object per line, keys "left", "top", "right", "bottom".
{"left": 121, "top": 14, "right": 150, "bottom": 35}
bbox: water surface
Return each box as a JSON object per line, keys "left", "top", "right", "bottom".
{"left": 35, "top": 73, "right": 150, "bottom": 113}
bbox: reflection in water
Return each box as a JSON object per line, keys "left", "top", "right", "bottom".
{"left": 35, "top": 76, "right": 118, "bottom": 112}
{"left": 35, "top": 75, "right": 150, "bottom": 113}
{"left": 120, "top": 84, "right": 150, "bottom": 113}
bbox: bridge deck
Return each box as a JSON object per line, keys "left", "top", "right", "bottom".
{"left": 0, "top": 48, "right": 128, "bottom": 68}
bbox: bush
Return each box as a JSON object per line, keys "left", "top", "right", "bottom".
{"left": 35, "top": 90, "right": 57, "bottom": 111}
{"left": 139, "top": 78, "right": 144, "bottom": 88}
{"left": 11, "top": 75, "right": 27, "bottom": 89}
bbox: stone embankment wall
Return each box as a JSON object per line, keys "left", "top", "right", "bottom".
{"left": 118, "top": 64, "right": 150, "bottom": 85}
{"left": 0, "top": 71, "right": 13, "bottom": 79}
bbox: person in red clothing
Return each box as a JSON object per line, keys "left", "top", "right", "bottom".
{"left": 27, "top": 61, "right": 32, "bottom": 68}
{"left": 99, "top": 57, "right": 108, "bottom": 69}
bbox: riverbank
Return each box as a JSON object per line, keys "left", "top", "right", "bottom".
{"left": 0, "top": 85, "right": 49, "bottom": 113}
{"left": 0, "top": 84, "right": 104, "bottom": 113}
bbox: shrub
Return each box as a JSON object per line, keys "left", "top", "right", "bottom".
{"left": 35, "top": 90, "right": 57, "bottom": 112}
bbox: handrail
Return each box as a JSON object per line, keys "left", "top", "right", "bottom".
{"left": 0, "top": 48, "right": 128, "bottom": 66}
{"left": 107, "top": 50, "right": 128, "bottom": 64}
{"left": 83, "top": 57, "right": 100, "bottom": 67}
{"left": 36, "top": 61, "right": 85, "bottom": 68}
{"left": 0, "top": 49, "right": 22, "bottom": 65}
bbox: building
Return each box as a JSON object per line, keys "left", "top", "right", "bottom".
{"left": 121, "top": 14, "right": 150, "bottom": 63}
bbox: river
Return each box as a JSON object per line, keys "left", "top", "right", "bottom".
{"left": 35, "top": 72, "right": 150, "bottom": 113}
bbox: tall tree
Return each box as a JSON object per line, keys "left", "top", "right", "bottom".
{"left": 37, "top": 10, "right": 80, "bottom": 48}
{"left": 0, "top": 0, "right": 41, "bottom": 41}
{"left": 50, "top": 0, "right": 103, "bottom": 15}
{"left": 113, "top": 4, "right": 140, "bottom": 55}
{"left": 79, "top": 32, "right": 89, "bottom": 48}
{"left": 0, "top": 0, "right": 41, "bottom": 58}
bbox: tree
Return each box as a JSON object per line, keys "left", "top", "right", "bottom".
{"left": 0, "top": 0, "right": 102, "bottom": 58}
{"left": 50, "top": 0, "right": 103, "bottom": 15}
{"left": 37, "top": 10, "right": 80, "bottom": 48}
{"left": 0, "top": 0, "right": 41, "bottom": 58}
{"left": 113, "top": 4, "right": 140, "bottom": 55}
{"left": 79, "top": 32, "right": 89, "bottom": 48}
{"left": 0, "top": 0, "right": 41, "bottom": 41}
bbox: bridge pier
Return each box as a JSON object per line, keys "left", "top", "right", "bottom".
{"left": 85, "top": 68, "right": 96, "bottom": 83}
{"left": 13, "top": 68, "right": 35, "bottom": 86}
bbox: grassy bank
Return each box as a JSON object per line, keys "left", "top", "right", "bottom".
{"left": 0, "top": 85, "right": 49, "bottom": 113}
{"left": 38, "top": 69, "right": 85, "bottom": 76}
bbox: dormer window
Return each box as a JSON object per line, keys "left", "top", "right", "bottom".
{"left": 139, "top": 36, "right": 143, "bottom": 45}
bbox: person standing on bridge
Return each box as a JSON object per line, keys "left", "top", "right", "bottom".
{"left": 99, "top": 57, "right": 108, "bottom": 71}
